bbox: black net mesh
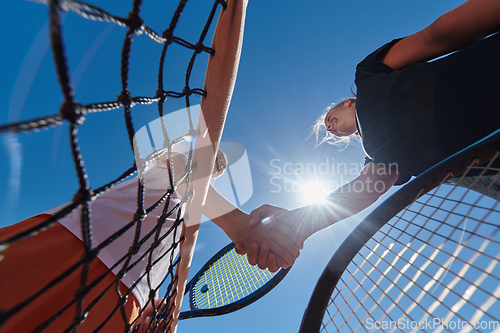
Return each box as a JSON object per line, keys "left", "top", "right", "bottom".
{"left": 0, "top": 0, "right": 227, "bottom": 331}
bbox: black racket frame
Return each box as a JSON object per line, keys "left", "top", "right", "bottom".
{"left": 299, "top": 135, "right": 500, "bottom": 332}
{"left": 179, "top": 242, "right": 292, "bottom": 320}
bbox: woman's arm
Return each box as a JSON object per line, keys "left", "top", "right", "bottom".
{"left": 166, "top": 152, "right": 299, "bottom": 270}
{"left": 247, "top": 162, "right": 399, "bottom": 268}
{"left": 203, "top": 185, "right": 300, "bottom": 271}
{"left": 382, "top": 0, "right": 500, "bottom": 70}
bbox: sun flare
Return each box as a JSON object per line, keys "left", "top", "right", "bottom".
{"left": 301, "top": 180, "right": 330, "bottom": 205}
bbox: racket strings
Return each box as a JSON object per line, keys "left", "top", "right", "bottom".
{"left": 354, "top": 238, "right": 490, "bottom": 330}
{"left": 331, "top": 246, "right": 446, "bottom": 333}
{"left": 192, "top": 249, "right": 276, "bottom": 310}
{"left": 404, "top": 203, "right": 500, "bottom": 232}
{"left": 336, "top": 210, "right": 475, "bottom": 325}
{"left": 417, "top": 191, "right": 500, "bottom": 213}
{"left": 327, "top": 235, "right": 498, "bottom": 332}
{"left": 331, "top": 269, "right": 400, "bottom": 333}
{"left": 339, "top": 228, "right": 499, "bottom": 331}
{"left": 328, "top": 289, "right": 361, "bottom": 333}
{"left": 320, "top": 155, "right": 500, "bottom": 332}
{"left": 380, "top": 216, "right": 500, "bottom": 282}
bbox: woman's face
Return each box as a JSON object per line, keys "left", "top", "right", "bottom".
{"left": 324, "top": 100, "right": 357, "bottom": 137}
{"left": 212, "top": 151, "right": 227, "bottom": 179}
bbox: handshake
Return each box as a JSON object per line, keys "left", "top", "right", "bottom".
{"left": 221, "top": 204, "right": 316, "bottom": 273}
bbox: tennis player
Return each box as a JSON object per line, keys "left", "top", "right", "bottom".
{"left": 0, "top": 147, "right": 298, "bottom": 332}
{"left": 243, "top": 0, "right": 500, "bottom": 269}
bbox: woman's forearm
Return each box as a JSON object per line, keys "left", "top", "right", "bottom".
{"left": 383, "top": 0, "right": 500, "bottom": 70}
{"left": 292, "top": 163, "right": 399, "bottom": 238}
{"left": 202, "top": 185, "right": 242, "bottom": 230}
{"left": 294, "top": 183, "right": 380, "bottom": 237}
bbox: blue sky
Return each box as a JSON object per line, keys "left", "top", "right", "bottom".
{"left": 0, "top": 0, "right": 464, "bottom": 332}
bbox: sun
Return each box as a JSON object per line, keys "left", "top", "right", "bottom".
{"left": 300, "top": 180, "right": 330, "bottom": 205}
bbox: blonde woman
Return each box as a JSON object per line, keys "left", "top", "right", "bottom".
{"left": 242, "top": 0, "right": 500, "bottom": 269}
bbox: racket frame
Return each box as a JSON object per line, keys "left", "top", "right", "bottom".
{"left": 299, "top": 135, "right": 500, "bottom": 332}
{"left": 179, "top": 242, "right": 292, "bottom": 320}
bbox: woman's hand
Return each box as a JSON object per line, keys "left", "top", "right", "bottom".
{"left": 215, "top": 208, "right": 301, "bottom": 272}
{"left": 204, "top": 184, "right": 300, "bottom": 272}
{"left": 239, "top": 204, "right": 312, "bottom": 270}
{"left": 133, "top": 298, "right": 167, "bottom": 333}
{"left": 249, "top": 205, "right": 310, "bottom": 249}
{"left": 241, "top": 163, "right": 400, "bottom": 269}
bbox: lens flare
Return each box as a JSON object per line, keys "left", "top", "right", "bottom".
{"left": 301, "top": 180, "right": 329, "bottom": 205}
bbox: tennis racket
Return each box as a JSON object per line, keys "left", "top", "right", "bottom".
{"left": 179, "top": 242, "right": 292, "bottom": 320}
{"left": 300, "top": 134, "right": 500, "bottom": 332}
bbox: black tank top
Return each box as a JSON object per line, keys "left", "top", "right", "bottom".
{"left": 355, "top": 32, "right": 500, "bottom": 185}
